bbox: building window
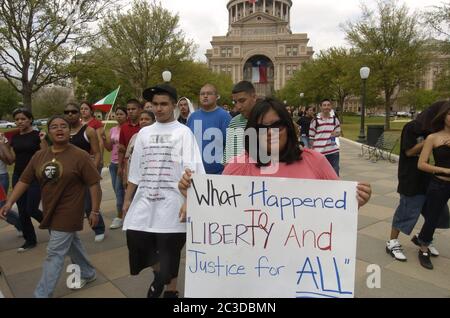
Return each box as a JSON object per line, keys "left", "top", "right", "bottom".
{"left": 286, "top": 65, "right": 299, "bottom": 76}
{"left": 219, "top": 65, "right": 233, "bottom": 76}
{"left": 286, "top": 45, "right": 298, "bottom": 57}
{"left": 286, "top": 65, "right": 292, "bottom": 76}
{"left": 221, "top": 47, "right": 233, "bottom": 58}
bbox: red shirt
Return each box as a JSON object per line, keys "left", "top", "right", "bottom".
{"left": 0, "top": 183, "right": 6, "bottom": 201}
{"left": 119, "top": 121, "right": 140, "bottom": 148}
{"left": 4, "top": 129, "right": 19, "bottom": 143}
{"left": 86, "top": 118, "right": 104, "bottom": 130}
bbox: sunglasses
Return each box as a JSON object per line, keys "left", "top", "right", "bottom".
{"left": 64, "top": 110, "right": 79, "bottom": 115}
{"left": 255, "top": 120, "right": 286, "bottom": 130}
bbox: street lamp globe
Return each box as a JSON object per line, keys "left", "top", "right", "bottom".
{"left": 299, "top": 93, "right": 304, "bottom": 99}
{"left": 360, "top": 67, "right": 370, "bottom": 80}
{"left": 162, "top": 70, "right": 172, "bottom": 82}
{"left": 358, "top": 66, "right": 371, "bottom": 144}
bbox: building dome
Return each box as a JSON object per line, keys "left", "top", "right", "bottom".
{"left": 227, "top": 0, "right": 293, "bottom": 27}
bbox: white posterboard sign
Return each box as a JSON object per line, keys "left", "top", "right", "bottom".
{"left": 185, "top": 174, "right": 358, "bottom": 298}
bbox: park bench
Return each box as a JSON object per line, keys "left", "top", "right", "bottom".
{"left": 360, "top": 133, "right": 399, "bottom": 163}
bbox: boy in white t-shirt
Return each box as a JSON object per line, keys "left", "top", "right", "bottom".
{"left": 122, "top": 84, "right": 205, "bottom": 298}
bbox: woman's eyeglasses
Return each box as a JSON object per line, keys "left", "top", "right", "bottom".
{"left": 64, "top": 110, "right": 79, "bottom": 115}
{"left": 255, "top": 120, "right": 286, "bottom": 130}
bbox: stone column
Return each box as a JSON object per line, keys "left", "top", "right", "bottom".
{"left": 243, "top": 1, "right": 246, "bottom": 17}
{"left": 288, "top": 5, "right": 290, "bottom": 24}
{"left": 263, "top": 0, "right": 266, "bottom": 13}
{"left": 273, "top": 0, "right": 276, "bottom": 16}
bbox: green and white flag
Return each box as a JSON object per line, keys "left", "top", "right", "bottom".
{"left": 92, "top": 87, "right": 120, "bottom": 113}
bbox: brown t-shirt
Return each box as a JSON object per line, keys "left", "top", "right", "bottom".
{"left": 20, "top": 144, "right": 101, "bottom": 232}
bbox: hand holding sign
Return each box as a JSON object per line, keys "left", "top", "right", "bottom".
{"left": 178, "top": 168, "right": 193, "bottom": 198}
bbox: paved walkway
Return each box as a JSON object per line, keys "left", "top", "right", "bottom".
{"left": 1, "top": 139, "right": 449, "bottom": 298}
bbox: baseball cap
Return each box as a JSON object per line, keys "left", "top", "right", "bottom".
{"left": 143, "top": 84, "right": 178, "bottom": 102}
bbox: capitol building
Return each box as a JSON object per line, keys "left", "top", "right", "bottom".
{"left": 206, "top": 0, "right": 314, "bottom": 97}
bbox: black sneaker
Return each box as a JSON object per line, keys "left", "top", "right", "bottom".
{"left": 147, "top": 271, "right": 164, "bottom": 298}
{"left": 17, "top": 242, "right": 37, "bottom": 253}
{"left": 163, "top": 291, "right": 179, "bottom": 298}
{"left": 411, "top": 235, "right": 439, "bottom": 257}
{"left": 418, "top": 250, "right": 433, "bottom": 270}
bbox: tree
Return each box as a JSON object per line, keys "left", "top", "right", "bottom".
{"left": 0, "top": 79, "right": 20, "bottom": 119}
{"left": 98, "top": 0, "right": 196, "bottom": 98}
{"left": 71, "top": 48, "right": 136, "bottom": 107}
{"left": 398, "top": 89, "right": 442, "bottom": 112}
{"left": 32, "top": 86, "right": 73, "bottom": 118}
{"left": 423, "top": 2, "right": 450, "bottom": 43}
{"left": 423, "top": 3, "right": 450, "bottom": 97}
{"left": 277, "top": 47, "right": 379, "bottom": 123}
{"left": 0, "top": 0, "right": 116, "bottom": 111}
{"left": 169, "top": 61, "right": 234, "bottom": 107}
{"left": 344, "top": 0, "right": 429, "bottom": 129}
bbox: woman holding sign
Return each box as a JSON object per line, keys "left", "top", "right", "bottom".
{"left": 179, "top": 98, "right": 372, "bottom": 216}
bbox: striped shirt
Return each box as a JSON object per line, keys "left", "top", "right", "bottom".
{"left": 309, "top": 115, "right": 341, "bottom": 156}
{"left": 223, "top": 114, "right": 248, "bottom": 164}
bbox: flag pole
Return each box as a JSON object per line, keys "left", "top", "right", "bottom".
{"left": 103, "top": 86, "right": 121, "bottom": 132}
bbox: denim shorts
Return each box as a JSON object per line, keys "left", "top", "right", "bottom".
{"left": 392, "top": 194, "right": 426, "bottom": 235}
{"left": 393, "top": 193, "right": 450, "bottom": 235}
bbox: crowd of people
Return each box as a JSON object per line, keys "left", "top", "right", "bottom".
{"left": 0, "top": 79, "right": 448, "bottom": 298}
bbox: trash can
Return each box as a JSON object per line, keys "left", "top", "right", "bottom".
{"left": 367, "top": 125, "right": 384, "bottom": 146}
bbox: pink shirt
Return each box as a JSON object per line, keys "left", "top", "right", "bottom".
{"left": 109, "top": 126, "right": 121, "bottom": 164}
{"left": 223, "top": 149, "right": 338, "bottom": 180}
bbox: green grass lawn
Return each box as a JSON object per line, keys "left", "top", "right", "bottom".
{"left": 341, "top": 115, "right": 409, "bottom": 155}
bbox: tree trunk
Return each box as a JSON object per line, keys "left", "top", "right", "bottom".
{"left": 22, "top": 85, "right": 33, "bottom": 111}
{"left": 384, "top": 97, "right": 391, "bottom": 130}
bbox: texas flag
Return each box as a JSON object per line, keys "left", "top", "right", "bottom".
{"left": 252, "top": 61, "right": 268, "bottom": 84}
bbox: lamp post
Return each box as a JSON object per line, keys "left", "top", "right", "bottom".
{"left": 358, "top": 67, "right": 370, "bottom": 143}
{"left": 299, "top": 92, "right": 304, "bottom": 107}
{"left": 162, "top": 70, "right": 172, "bottom": 83}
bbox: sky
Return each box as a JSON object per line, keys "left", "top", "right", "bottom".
{"left": 118, "top": 0, "right": 443, "bottom": 61}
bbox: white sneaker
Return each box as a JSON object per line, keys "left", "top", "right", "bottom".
{"left": 71, "top": 274, "right": 97, "bottom": 290}
{"left": 109, "top": 218, "right": 123, "bottom": 230}
{"left": 386, "top": 239, "right": 407, "bottom": 261}
{"left": 94, "top": 234, "right": 105, "bottom": 243}
{"left": 428, "top": 245, "right": 440, "bottom": 257}
{"left": 411, "top": 234, "right": 439, "bottom": 257}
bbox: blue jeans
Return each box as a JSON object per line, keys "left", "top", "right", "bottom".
{"left": 34, "top": 230, "right": 96, "bottom": 298}
{"left": 12, "top": 173, "right": 43, "bottom": 244}
{"left": 109, "top": 163, "right": 124, "bottom": 216}
{"left": 84, "top": 166, "right": 105, "bottom": 235}
{"left": 301, "top": 136, "right": 310, "bottom": 149}
{"left": 0, "top": 173, "right": 22, "bottom": 231}
{"left": 325, "top": 152, "right": 340, "bottom": 177}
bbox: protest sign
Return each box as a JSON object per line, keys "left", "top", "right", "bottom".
{"left": 185, "top": 174, "right": 358, "bottom": 298}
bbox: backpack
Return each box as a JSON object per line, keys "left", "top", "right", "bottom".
{"left": 314, "top": 115, "right": 337, "bottom": 130}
